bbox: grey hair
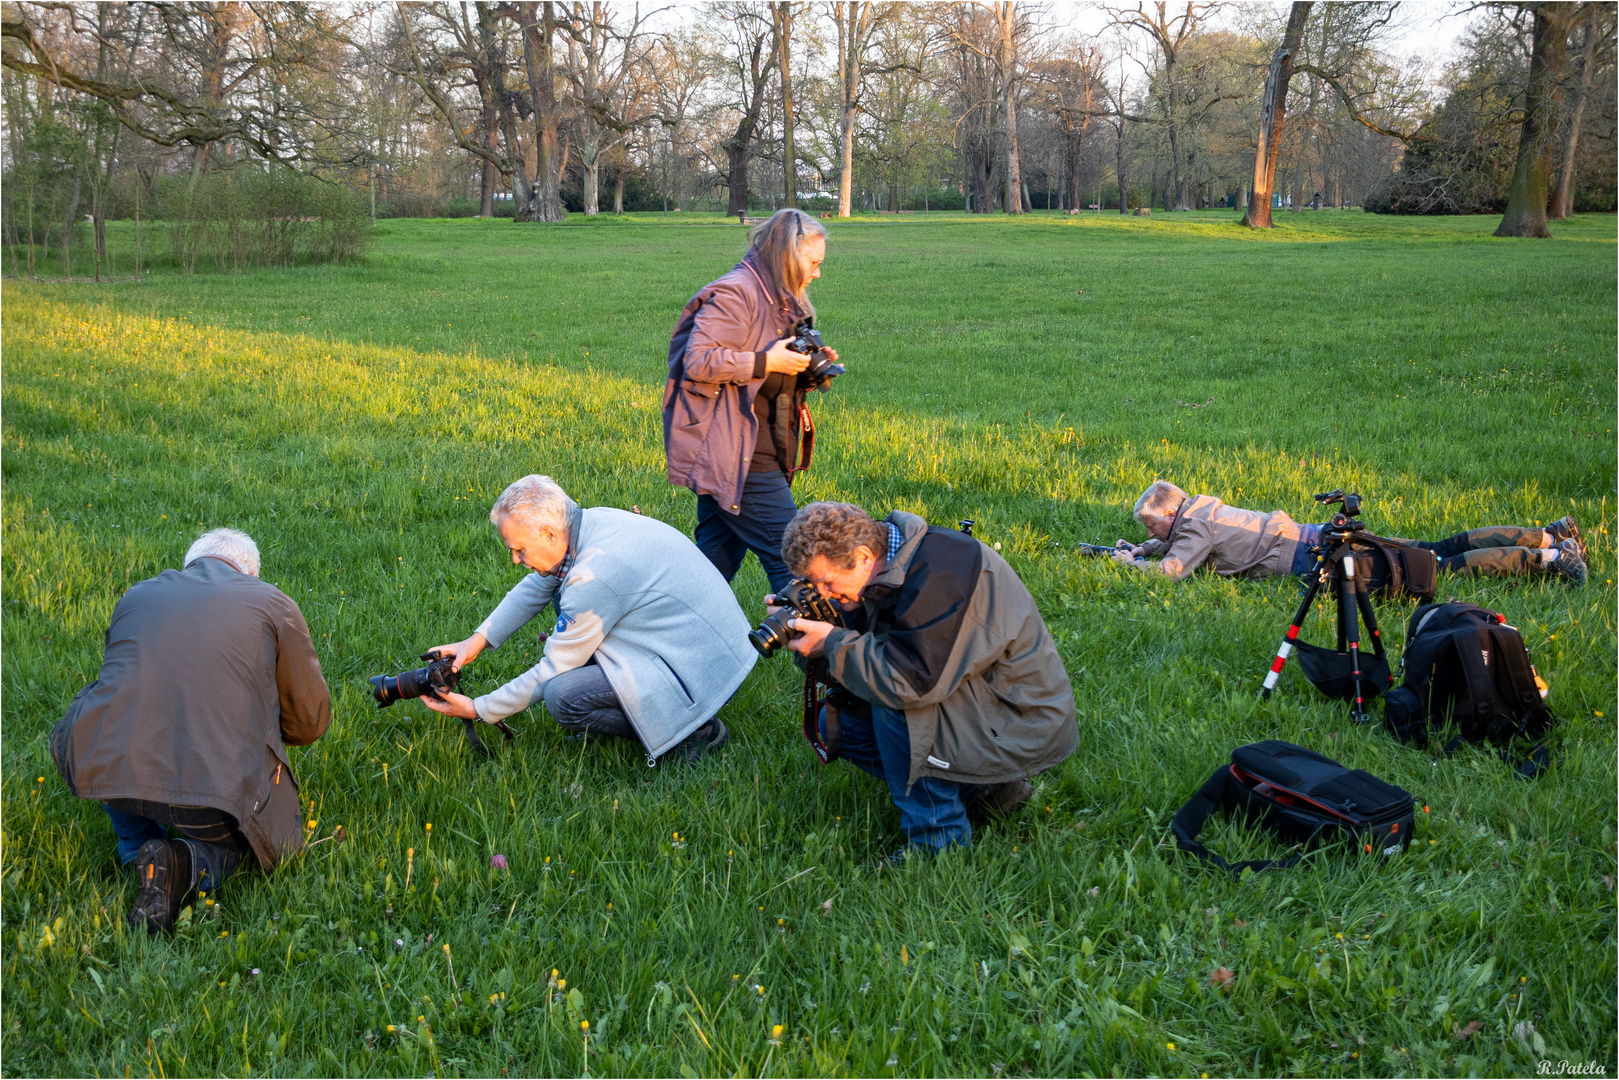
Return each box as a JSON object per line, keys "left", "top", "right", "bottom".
{"left": 490, "top": 474, "right": 570, "bottom": 530}
{"left": 1134, "top": 479, "right": 1188, "bottom": 523}
{"left": 185, "top": 527, "right": 261, "bottom": 577}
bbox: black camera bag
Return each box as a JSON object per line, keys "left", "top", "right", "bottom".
{"left": 1347, "top": 534, "right": 1438, "bottom": 601}
{"left": 1382, "top": 602, "right": 1555, "bottom": 777}
{"left": 1171, "top": 741, "right": 1416, "bottom": 876}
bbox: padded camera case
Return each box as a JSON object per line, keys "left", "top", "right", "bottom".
{"left": 1348, "top": 534, "right": 1438, "bottom": 602}
{"left": 1171, "top": 741, "right": 1416, "bottom": 876}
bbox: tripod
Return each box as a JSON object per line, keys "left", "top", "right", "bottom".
{"left": 1259, "top": 491, "right": 1391, "bottom": 722}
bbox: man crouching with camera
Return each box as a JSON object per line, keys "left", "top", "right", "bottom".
{"left": 775, "top": 503, "right": 1077, "bottom": 865}
{"left": 420, "top": 475, "right": 756, "bottom": 765}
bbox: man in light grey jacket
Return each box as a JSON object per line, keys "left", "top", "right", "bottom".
{"left": 424, "top": 475, "right": 757, "bottom": 765}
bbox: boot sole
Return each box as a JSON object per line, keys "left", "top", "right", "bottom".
{"left": 128, "top": 839, "right": 182, "bottom": 935}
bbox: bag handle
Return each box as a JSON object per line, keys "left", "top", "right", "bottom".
{"left": 1171, "top": 766, "right": 1302, "bottom": 877}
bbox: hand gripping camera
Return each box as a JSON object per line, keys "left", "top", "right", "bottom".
{"left": 369, "top": 651, "right": 518, "bottom": 756}
{"left": 786, "top": 318, "right": 845, "bottom": 390}
{"left": 748, "top": 579, "right": 845, "bottom": 658}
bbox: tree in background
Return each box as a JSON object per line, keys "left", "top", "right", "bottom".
{"left": 1242, "top": 1, "right": 1310, "bottom": 227}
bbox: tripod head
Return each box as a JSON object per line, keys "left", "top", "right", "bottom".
{"left": 1314, "top": 488, "right": 1365, "bottom": 538}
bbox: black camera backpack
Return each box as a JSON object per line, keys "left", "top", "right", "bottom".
{"left": 1382, "top": 602, "right": 1555, "bottom": 777}
{"left": 1171, "top": 741, "right": 1416, "bottom": 876}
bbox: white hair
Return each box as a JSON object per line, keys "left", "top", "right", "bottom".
{"left": 1134, "top": 479, "right": 1188, "bottom": 523}
{"left": 184, "top": 527, "right": 261, "bottom": 577}
{"left": 490, "top": 474, "right": 570, "bottom": 530}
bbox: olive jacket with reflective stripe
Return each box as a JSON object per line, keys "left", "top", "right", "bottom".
{"left": 820, "top": 512, "right": 1078, "bottom": 791}
{"left": 51, "top": 557, "right": 332, "bottom": 871}
{"left": 663, "top": 253, "right": 808, "bottom": 514}
{"left": 471, "top": 501, "right": 758, "bottom": 761}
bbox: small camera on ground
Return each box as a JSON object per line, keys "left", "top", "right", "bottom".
{"left": 786, "top": 318, "right": 845, "bottom": 389}
{"left": 749, "top": 579, "right": 845, "bottom": 658}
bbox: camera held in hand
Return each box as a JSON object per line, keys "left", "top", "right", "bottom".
{"left": 787, "top": 318, "right": 845, "bottom": 390}
{"left": 370, "top": 651, "right": 460, "bottom": 708}
{"left": 749, "top": 579, "right": 845, "bottom": 658}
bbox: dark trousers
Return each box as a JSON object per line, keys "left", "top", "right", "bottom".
{"left": 821, "top": 703, "right": 977, "bottom": 852}
{"left": 544, "top": 661, "right": 639, "bottom": 743}
{"left": 695, "top": 468, "right": 798, "bottom": 595}
{"left": 102, "top": 799, "right": 249, "bottom": 893}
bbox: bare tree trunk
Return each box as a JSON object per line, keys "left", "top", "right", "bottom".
{"left": 515, "top": 1, "right": 565, "bottom": 222}
{"left": 62, "top": 175, "right": 80, "bottom": 278}
{"left": 776, "top": 2, "right": 796, "bottom": 208}
{"left": 1496, "top": 3, "right": 1570, "bottom": 237}
{"left": 1550, "top": 12, "right": 1597, "bottom": 220}
{"left": 1244, "top": 3, "right": 1312, "bottom": 228}
{"left": 613, "top": 165, "right": 625, "bottom": 214}
{"left": 996, "top": 2, "right": 1024, "bottom": 215}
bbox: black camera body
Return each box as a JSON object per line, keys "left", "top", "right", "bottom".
{"left": 786, "top": 318, "right": 844, "bottom": 390}
{"left": 370, "top": 652, "right": 460, "bottom": 708}
{"left": 749, "top": 578, "right": 845, "bottom": 658}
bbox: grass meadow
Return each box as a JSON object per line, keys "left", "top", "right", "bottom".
{"left": 2, "top": 210, "right": 1615, "bottom": 1077}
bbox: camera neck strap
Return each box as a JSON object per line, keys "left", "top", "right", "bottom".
{"left": 801, "top": 658, "right": 841, "bottom": 765}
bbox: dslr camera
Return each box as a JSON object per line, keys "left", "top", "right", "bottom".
{"left": 748, "top": 579, "right": 845, "bottom": 658}
{"left": 786, "top": 318, "right": 845, "bottom": 390}
{"left": 370, "top": 651, "right": 460, "bottom": 707}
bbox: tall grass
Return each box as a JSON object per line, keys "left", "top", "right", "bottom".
{"left": 2, "top": 211, "right": 1614, "bottom": 1076}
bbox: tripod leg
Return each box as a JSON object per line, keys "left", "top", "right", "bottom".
{"left": 1262, "top": 568, "right": 1325, "bottom": 698}
{"left": 1353, "top": 581, "right": 1391, "bottom": 690}
{"left": 1340, "top": 553, "right": 1370, "bottom": 722}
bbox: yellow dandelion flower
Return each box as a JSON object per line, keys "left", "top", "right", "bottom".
{"left": 581, "top": 1020, "right": 589, "bottom": 1032}
{"left": 773, "top": 1024, "right": 784, "bottom": 1039}
{"left": 1166, "top": 1042, "right": 1176, "bottom": 1051}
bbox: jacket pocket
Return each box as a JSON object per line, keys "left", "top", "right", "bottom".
{"left": 652, "top": 655, "right": 697, "bottom": 708}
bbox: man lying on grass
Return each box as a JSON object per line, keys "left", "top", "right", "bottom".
{"left": 51, "top": 528, "right": 332, "bottom": 934}
{"left": 777, "top": 503, "right": 1077, "bottom": 867}
{"left": 423, "top": 475, "right": 756, "bottom": 766}
{"left": 1113, "top": 479, "right": 1588, "bottom": 585}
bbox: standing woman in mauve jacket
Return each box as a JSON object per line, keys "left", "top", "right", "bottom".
{"left": 662, "top": 208, "right": 841, "bottom": 594}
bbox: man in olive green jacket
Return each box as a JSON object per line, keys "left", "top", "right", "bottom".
{"left": 51, "top": 528, "right": 331, "bottom": 933}
{"left": 779, "top": 503, "right": 1077, "bottom": 862}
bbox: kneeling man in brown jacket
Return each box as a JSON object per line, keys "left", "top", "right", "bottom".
{"left": 778, "top": 503, "right": 1077, "bottom": 866}
{"left": 51, "top": 528, "right": 332, "bottom": 933}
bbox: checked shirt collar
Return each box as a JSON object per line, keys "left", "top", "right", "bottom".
{"left": 885, "top": 521, "right": 904, "bottom": 563}
{"left": 544, "top": 499, "right": 584, "bottom": 580}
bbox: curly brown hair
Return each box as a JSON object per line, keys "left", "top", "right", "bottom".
{"left": 781, "top": 502, "right": 889, "bottom": 575}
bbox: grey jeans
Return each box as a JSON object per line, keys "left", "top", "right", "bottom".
{"left": 544, "top": 662, "right": 639, "bottom": 743}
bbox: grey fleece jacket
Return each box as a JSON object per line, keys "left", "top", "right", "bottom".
{"left": 470, "top": 500, "right": 758, "bottom": 761}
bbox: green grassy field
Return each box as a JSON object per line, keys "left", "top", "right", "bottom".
{"left": 3, "top": 210, "right": 1615, "bottom": 1078}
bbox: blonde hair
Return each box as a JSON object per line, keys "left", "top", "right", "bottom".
{"left": 491, "top": 475, "right": 570, "bottom": 531}
{"left": 748, "top": 208, "right": 826, "bottom": 309}
{"left": 1134, "top": 479, "right": 1188, "bottom": 523}
{"left": 782, "top": 502, "right": 889, "bottom": 574}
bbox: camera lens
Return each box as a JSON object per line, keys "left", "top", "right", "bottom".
{"left": 748, "top": 610, "right": 794, "bottom": 658}
{"left": 369, "top": 666, "right": 435, "bottom": 707}
{"left": 369, "top": 673, "right": 402, "bottom": 707}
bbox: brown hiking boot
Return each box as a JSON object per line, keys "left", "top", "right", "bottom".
{"left": 1546, "top": 516, "right": 1585, "bottom": 561}
{"left": 980, "top": 778, "right": 1033, "bottom": 815}
{"left": 128, "top": 839, "right": 190, "bottom": 935}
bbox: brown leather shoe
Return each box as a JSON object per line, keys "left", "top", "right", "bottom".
{"left": 128, "top": 839, "right": 190, "bottom": 935}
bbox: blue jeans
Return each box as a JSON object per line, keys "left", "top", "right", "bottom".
{"left": 821, "top": 703, "right": 974, "bottom": 851}
{"left": 1292, "top": 524, "right": 1325, "bottom": 574}
{"left": 103, "top": 801, "right": 247, "bottom": 893}
{"left": 695, "top": 468, "right": 798, "bottom": 595}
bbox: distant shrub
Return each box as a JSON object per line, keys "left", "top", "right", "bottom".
{"left": 161, "top": 168, "right": 373, "bottom": 271}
